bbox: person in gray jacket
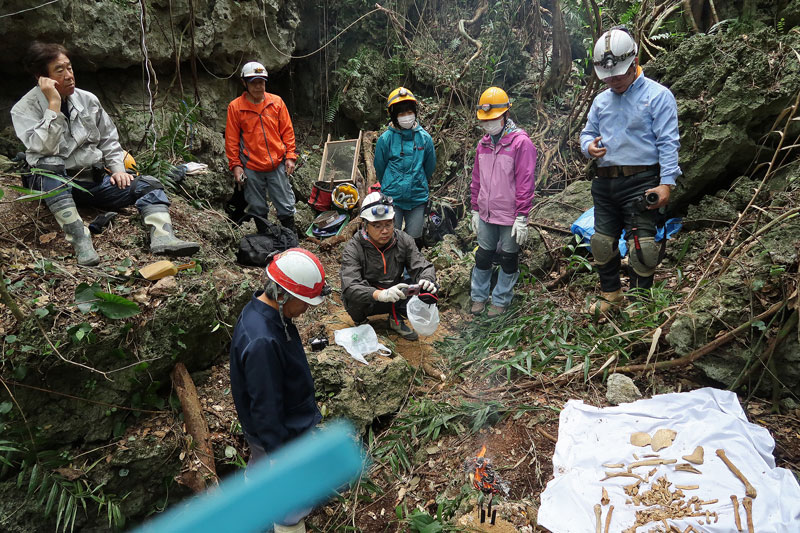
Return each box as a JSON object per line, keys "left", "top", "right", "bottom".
{"left": 11, "top": 41, "right": 198, "bottom": 266}
{"left": 340, "top": 192, "right": 437, "bottom": 341}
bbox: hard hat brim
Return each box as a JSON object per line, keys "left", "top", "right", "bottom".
{"left": 594, "top": 56, "right": 635, "bottom": 80}
{"left": 360, "top": 209, "right": 395, "bottom": 223}
{"left": 244, "top": 76, "right": 268, "bottom": 82}
{"left": 476, "top": 102, "right": 511, "bottom": 121}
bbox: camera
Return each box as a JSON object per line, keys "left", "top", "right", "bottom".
{"left": 633, "top": 192, "right": 660, "bottom": 212}
{"left": 310, "top": 336, "right": 328, "bottom": 352}
{"left": 403, "top": 284, "right": 421, "bottom": 296}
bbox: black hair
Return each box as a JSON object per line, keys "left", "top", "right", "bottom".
{"left": 389, "top": 100, "right": 417, "bottom": 128}
{"left": 24, "top": 41, "right": 69, "bottom": 79}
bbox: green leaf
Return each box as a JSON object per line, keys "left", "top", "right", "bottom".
{"left": 94, "top": 292, "right": 140, "bottom": 319}
{"left": 5, "top": 335, "right": 17, "bottom": 344}
{"left": 0, "top": 401, "right": 12, "bottom": 414}
{"left": 224, "top": 446, "right": 237, "bottom": 459}
{"left": 74, "top": 283, "right": 101, "bottom": 313}
{"left": 0, "top": 187, "right": 4, "bottom": 200}
{"left": 34, "top": 307, "right": 49, "bottom": 318}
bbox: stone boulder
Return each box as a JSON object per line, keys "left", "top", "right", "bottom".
{"left": 531, "top": 180, "right": 593, "bottom": 229}
{"left": 606, "top": 374, "right": 643, "bottom": 405}
{"left": 308, "top": 345, "right": 413, "bottom": 434}
{"left": 646, "top": 28, "right": 800, "bottom": 210}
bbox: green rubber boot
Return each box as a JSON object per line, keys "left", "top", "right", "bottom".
{"left": 50, "top": 197, "right": 100, "bottom": 266}
{"left": 141, "top": 205, "right": 200, "bottom": 256}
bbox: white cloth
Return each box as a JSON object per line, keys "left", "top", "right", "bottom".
{"left": 538, "top": 388, "right": 800, "bottom": 532}
{"left": 471, "top": 210, "right": 480, "bottom": 234}
{"left": 11, "top": 87, "right": 126, "bottom": 173}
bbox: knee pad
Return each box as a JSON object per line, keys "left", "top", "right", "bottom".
{"left": 627, "top": 236, "right": 659, "bottom": 277}
{"left": 499, "top": 251, "right": 519, "bottom": 274}
{"left": 590, "top": 232, "right": 618, "bottom": 265}
{"left": 475, "top": 246, "right": 494, "bottom": 270}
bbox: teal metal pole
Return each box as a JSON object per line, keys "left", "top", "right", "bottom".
{"left": 131, "top": 421, "right": 364, "bottom": 533}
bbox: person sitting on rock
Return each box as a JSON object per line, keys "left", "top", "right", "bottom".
{"left": 340, "top": 192, "right": 438, "bottom": 341}
{"left": 10, "top": 42, "right": 199, "bottom": 266}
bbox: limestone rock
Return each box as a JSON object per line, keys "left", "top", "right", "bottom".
{"left": 606, "top": 373, "right": 642, "bottom": 405}
{"left": 532, "top": 180, "right": 594, "bottom": 229}
{"left": 308, "top": 345, "right": 413, "bottom": 434}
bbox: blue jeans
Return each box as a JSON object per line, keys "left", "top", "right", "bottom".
{"left": 29, "top": 171, "right": 169, "bottom": 212}
{"left": 243, "top": 162, "right": 296, "bottom": 219}
{"left": 393, "top": 203, "right": 426, "bottom": 239}
{"left": 471, "top": 219, "right": 519, "bottom": 308}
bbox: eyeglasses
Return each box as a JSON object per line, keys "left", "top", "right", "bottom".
{"left": 370, "top": 220, "right": 394, "bottom": 232}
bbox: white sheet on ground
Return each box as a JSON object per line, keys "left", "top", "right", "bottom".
{"left": 537, "top": 387, "right": 800, "bottom": 532}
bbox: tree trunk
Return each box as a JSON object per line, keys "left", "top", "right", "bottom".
{"left": 171, "top": 362, "right": 218, "bottom": 492}
{"left": 543, "top": 0, "right": 572, "bottom": 96}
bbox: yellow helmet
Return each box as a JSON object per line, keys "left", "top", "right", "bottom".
{"left": 386, "top": 87, "right": 417, "bottom": 109}
{"left": 123, "top": 151, "right": 138, "bottom": 174}
{"left": 476, "top": 87, "right": 511, "bottom": 120}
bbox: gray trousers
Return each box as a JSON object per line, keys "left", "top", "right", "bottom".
{"left": 243, "top": 162, "right": 296, "bottom": 219}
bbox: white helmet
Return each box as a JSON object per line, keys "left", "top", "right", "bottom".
{"left": 360, "top": 192, "right": 395, "bottom": 223}
{"left": 241, "top": 61, "right": 268, "bottom": 81}
{"left": 593, "top": 27, "right": 637, "bottom": 80}
{"left": 266, "top": 248, "right": 328, "bottom": 305}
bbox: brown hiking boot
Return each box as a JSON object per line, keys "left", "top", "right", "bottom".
{"left": 588, "top": 289, "right": 624, "bottom": 315}
{"left": 487, "top": 304, "right": 506, "bottom": 318}
{"left": 470, "top": 300, "right": 486, "bottom": 315}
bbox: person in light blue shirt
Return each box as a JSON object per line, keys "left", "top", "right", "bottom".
{"left": 580, "top": 26, "right": 681, "bottom": 314}
{"left": 374, "top": 87, "right": 437, "bottom": 247}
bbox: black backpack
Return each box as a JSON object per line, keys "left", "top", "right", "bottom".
{"left": 236, "top": 216, "right": 298, "bottom": 266}
{"left": 422, "top": 199, "right": 458, "bottom": 248}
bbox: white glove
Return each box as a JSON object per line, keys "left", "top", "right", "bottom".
{"left": 375, "top": 283, "right": 408, "bottom": 303}
{"left": 471, "top": 211, "right": 480, "bottom": 234}
{"left": 419, "top": 279, "right": 437, "bottom": 294}
{"left": 510, "top": 215, "right": 528, "bottom": 245}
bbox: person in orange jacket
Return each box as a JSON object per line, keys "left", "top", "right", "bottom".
{"left": 225, "top": 61, "right": 298, "bottom": 234}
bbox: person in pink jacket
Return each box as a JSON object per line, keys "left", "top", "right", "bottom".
{"left": 469, "top": 87, "right": 537, "bottom": 317}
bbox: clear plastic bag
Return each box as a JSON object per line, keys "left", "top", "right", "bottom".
{"left": 334, "top": 324, "right": 391, "bottom": 365}
{"left": 406, "top": 296, "right": 440, "bottom": 336}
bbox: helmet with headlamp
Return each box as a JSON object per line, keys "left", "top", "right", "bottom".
{"left": 593, "top": 27, "right": 637, "bottom": 80}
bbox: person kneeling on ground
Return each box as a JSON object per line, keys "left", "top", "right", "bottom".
{"left": 230, "top": 248, "right": 330, "bottom": 533}
{"left": 340, "top": 192, "right": 437, "bottom": 341}
{"left": 11, "top": 42, "right": 199, "bottom": 266}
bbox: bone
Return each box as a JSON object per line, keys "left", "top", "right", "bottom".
{"left": 594, "top": 503, "right": 602, "bottom": 533}
{"left": 602, "top": 463, "right": 624, "bottom": 468}
{"left": 742, "top": 497, "right": 754, "bottom": 533}
{"left": 731, "top": 495, "right": 742, "bottom": 532}
{"left": 716, "top": 449, "right": 757, "bottom": 498}
{"left": 675, "top": 463, "right": 702, "bottom": 474}
{"left": 603, "top": 505, "right": 613, "bottom": 533}
{"left": 630, "top": 432, "right": 651, "bottom": 447}
{"left": 601, "top": 472, "right": 645, "bottom": 482}
{"left": 675, "top": 484, "right": 699, "bottom": 490}
{"left": 627, "top": 458, "right": 677, "bottom": 470}
{"left": 601, "top": 487, "right": 609, "bottom": 505}
{"left": 651, "top": 429, "right": 677, "bottom": 451}
{"left": 682, "top": 446, "right": 704, "bottom": 465}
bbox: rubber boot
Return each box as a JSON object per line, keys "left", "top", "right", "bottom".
{"left": 49, "top": 196, "right": 100, "bottom": 266}
{"left": 254, "top": 215, "right": 270, "bottom": 234}
{"left": 141, "top": 205, "right": 200, "bottom": 256}
{"left": 588, "top": 289, "right": 624, "bottom": 315}
{"left": 278, "top": 215, "right": 297, "bottom": 236}
{"left": 274, "top": 520, "right": 306, "bottom": 533}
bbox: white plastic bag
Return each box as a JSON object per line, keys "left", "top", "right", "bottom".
{"left": 334, "top": 324, "right": 391, "bottom": 365}
{"left": 405, "top": 296, "right": 439, "bottom": 336}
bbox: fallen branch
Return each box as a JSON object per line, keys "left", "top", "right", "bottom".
{"left": 0, "top": 265, "right": 24, "bottom": 323}
{"left": 455, "top": 0, "right": 489, "bottom": 80}
{"left": 612, "top": 299, "right": 786, "bottom": 373}
{"left": 171, "top": 362, "right": 218, "bottom": 492}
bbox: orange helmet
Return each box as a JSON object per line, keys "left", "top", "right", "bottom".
{"left": 387, "top": 87, "right": 417, "bottom": 110}
{"left": 476, "top": 87, "right": 511, "bottom": 120}
{"left": 123, "top": 151, "right": 138, "bottom": 174}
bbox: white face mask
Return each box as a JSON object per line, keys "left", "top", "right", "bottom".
{"left": 481, "top": 117, "right": 504, "bottom": 136}
{"left": 397, "top": 114, "right": 416, "bottom": 129}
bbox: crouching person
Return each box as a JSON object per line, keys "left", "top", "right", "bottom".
{"left": 340, "top": 192, "right": 437, "bottom": 341}
{"left": 11, "top": 42, "right": 199, "bottom": 266}
{"left": 230, "top": 248, "right": 330, "bottom": 533}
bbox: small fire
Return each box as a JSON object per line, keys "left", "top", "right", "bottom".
{"left": 473, "top": 445, "right": 500, "bottom": 494}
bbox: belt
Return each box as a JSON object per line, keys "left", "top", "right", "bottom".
{"left": 595, "top": 164, "right": 659, "bottom": 178}
{"left": 66, "top": 166, "right": 106, "bottom": 181}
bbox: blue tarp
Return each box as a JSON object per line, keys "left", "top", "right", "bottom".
{"left": 570, "top": 206, "right": 682, "bottom": 256}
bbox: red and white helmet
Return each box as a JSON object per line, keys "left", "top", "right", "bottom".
{"left": 266, "top": 248, "right": 328, "bottom": 305}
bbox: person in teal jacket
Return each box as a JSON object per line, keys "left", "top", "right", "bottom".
{"left": 374, "top": 87, "right": 436, "bottom": 246}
